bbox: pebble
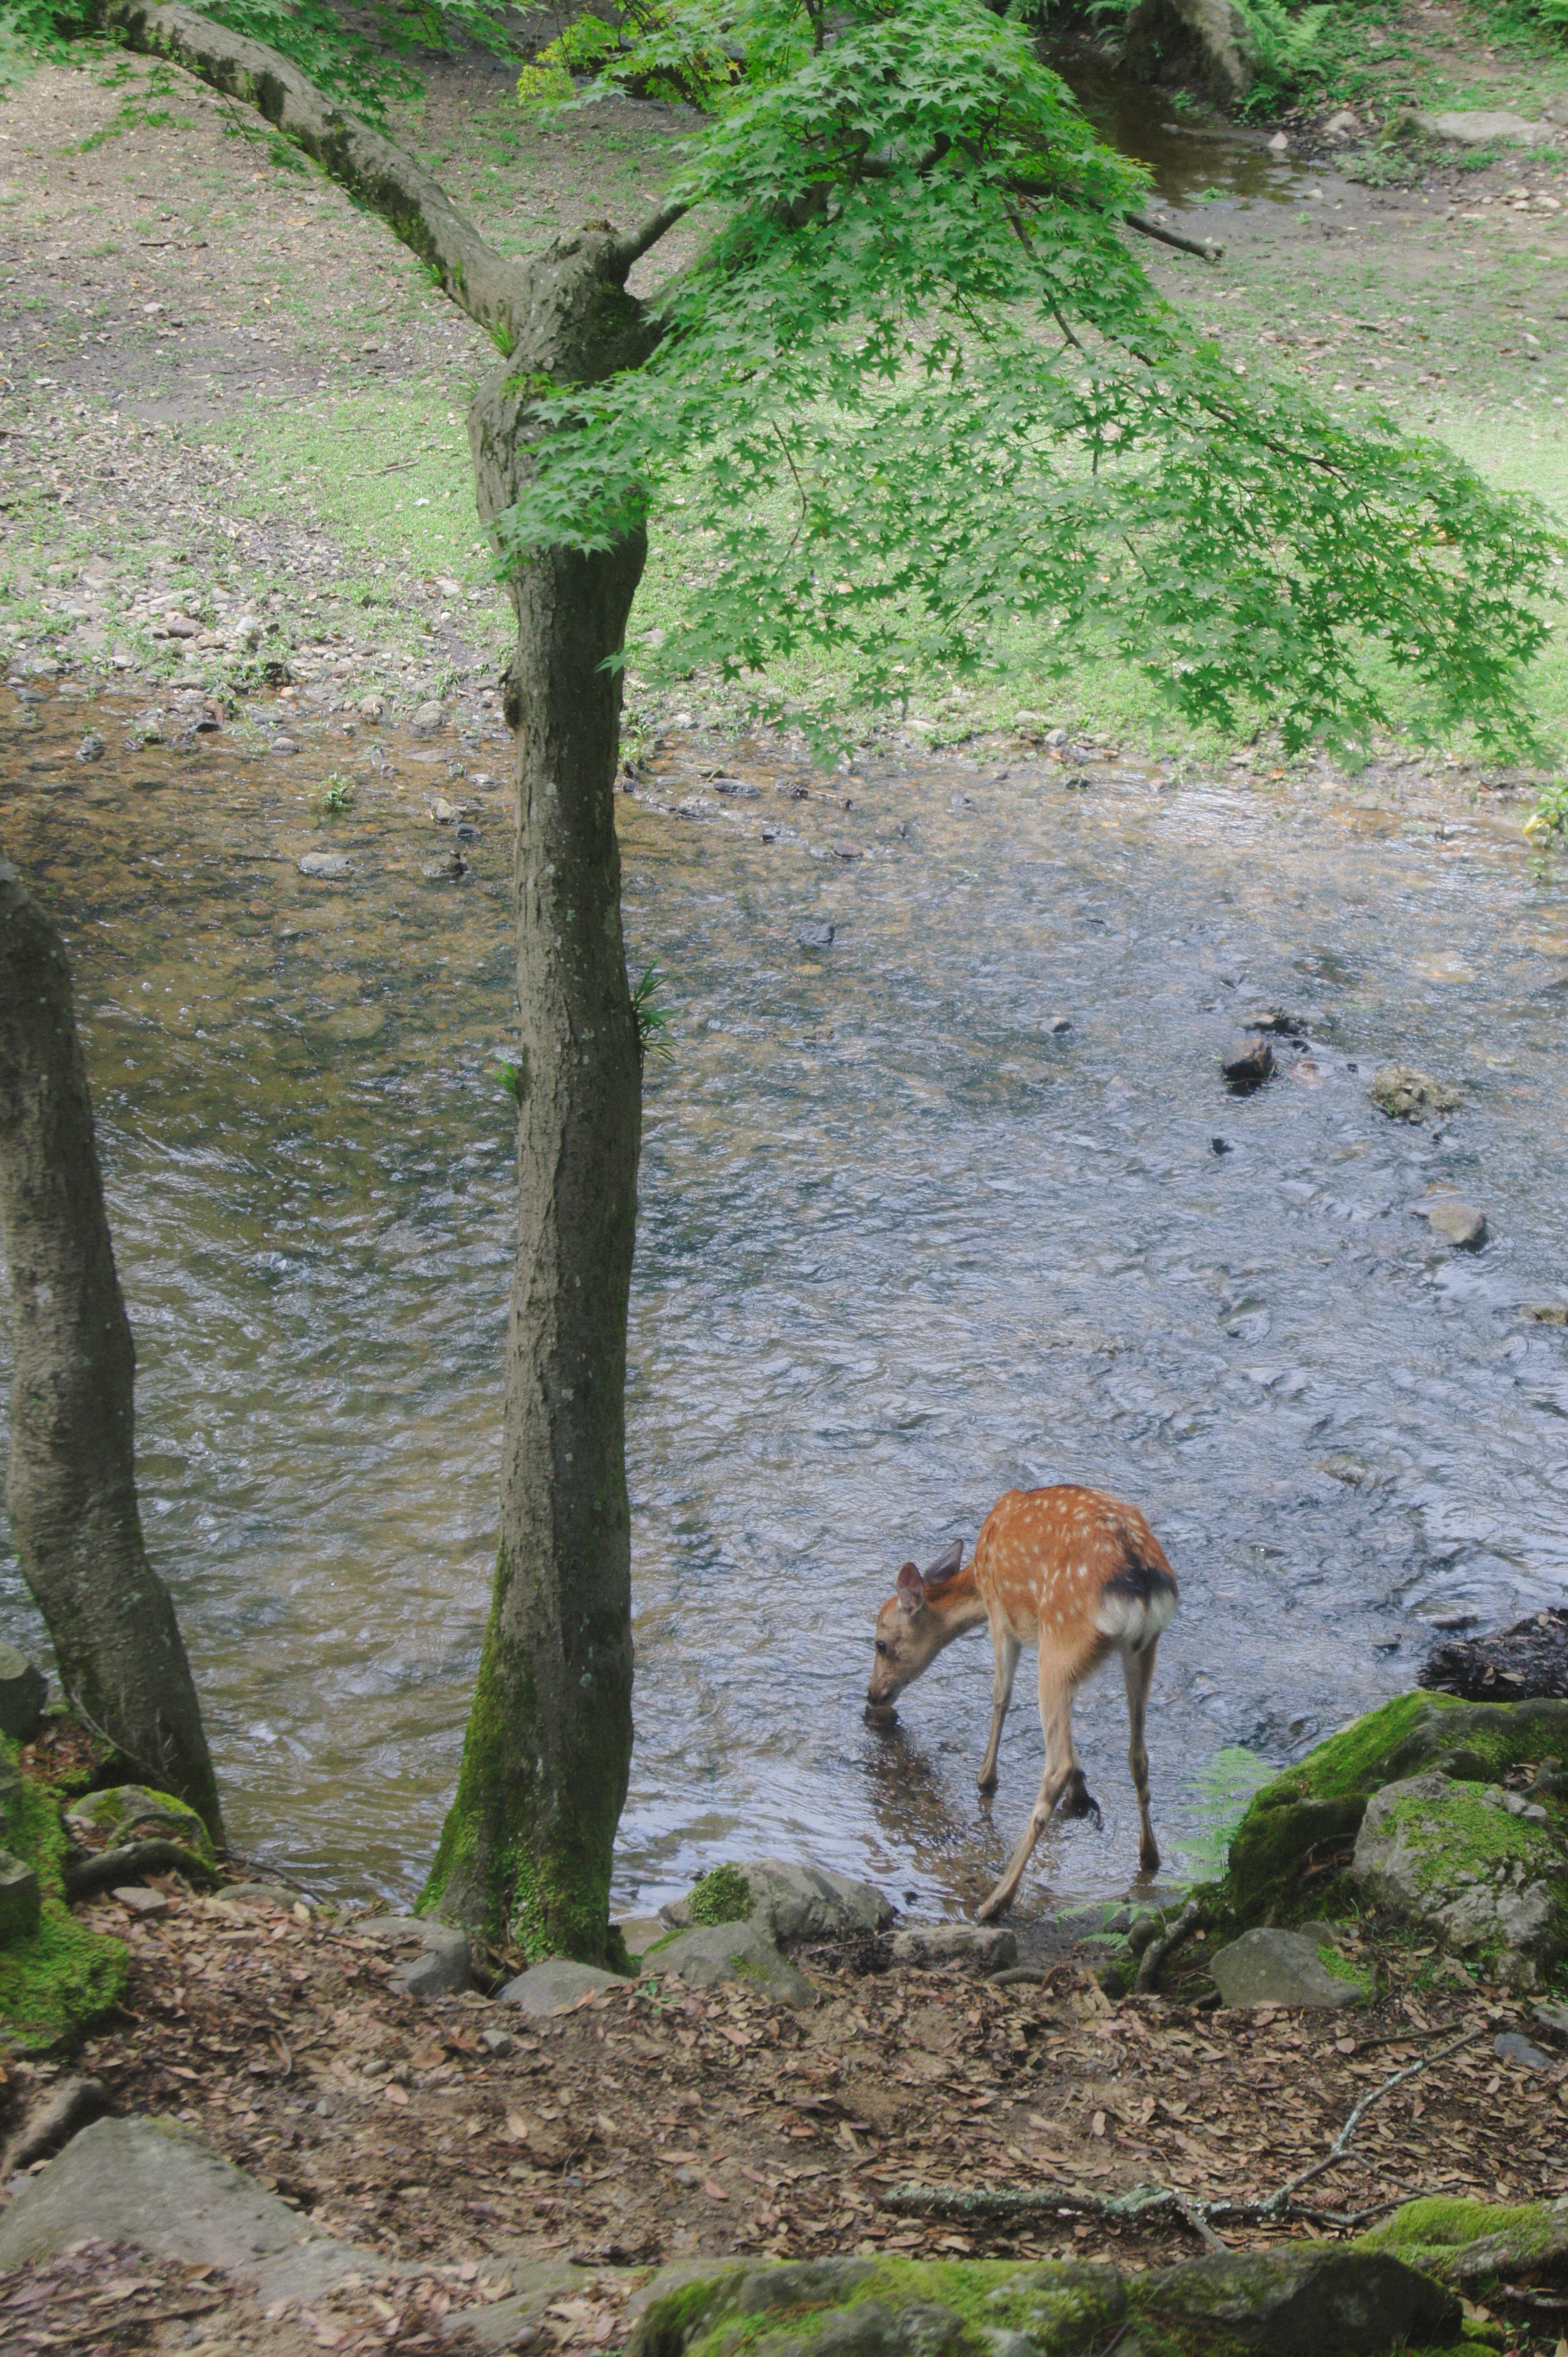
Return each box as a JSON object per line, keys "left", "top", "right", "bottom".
{"left": 480, "top": 2028, "right": 514, "bottom": 2058}
{"left": 298, "top": 851, "right": 354, "bottom": 879}
{"left": 1048, "top": 1015, "right": 1072, "bottom": 1034}
{"left": 358, "top": 694, "right": 384, "bottom": 722}
{"left": 411, "top": 700, "right": 445, "bottom": 733}
{"left": 113, "top": 1886, "right": 169, "bottom": 1917}
{"left": 76, "top": 733, "right": 105, "bottom": 763}
{"left": 798, "top": 923, "right": 836, "bottom": 949}
{"left": 272, "top": 736, "right": 299, "bottom": 757}
{"left": 1268, "top": 130, "right": 1289, "bottom": 154}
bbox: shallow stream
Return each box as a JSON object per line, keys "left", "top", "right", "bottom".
{"left": 3, "top": 679, "right": 1567, "bottom": 1924}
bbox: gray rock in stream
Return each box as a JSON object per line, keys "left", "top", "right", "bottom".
{"left": 0, "top": 2117, "right": 377, "bottom": 2303}
{"left": 298, "top": 850, "right": 353, "bottom": 879}
{"left": 1425, "top": 1198, "right": 1487, "bottom": 1250}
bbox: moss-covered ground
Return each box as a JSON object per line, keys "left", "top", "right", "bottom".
{"left": 0, "top": 1737, "right": 125, "bottom": 2051}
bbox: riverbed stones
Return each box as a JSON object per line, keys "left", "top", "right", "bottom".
{"left": 1351, "top": 1773, "right": 1567, "bottom": 1988}
{"left": 1207, "top": 1925, "right": 1367, "bottom": 2009}
{"left": 642, "top": 1918, "right": 817, "bottom": 2005}
{"left": 355, "top": 1915, "right": 471, "bottom": 2000}
{"left": 889, "top": 1923, "right": 1018, "bottom": 1974}
{"left": 0, "top": 1645, "right": 46, "bottom": 1741}
{"left": 498, "top": 1957, "right": 632, "bottom": 2016}
{"left": 298, "top": 850, "right": 354, "bottom": 879}
{"left": 1424, "top": 1197, "right": 1487, "bottom": 1249}
{"left": 410, "top": 699, "right": 445, "bottom": 732}
{"left": 0, "top": 2116, "right": 377, "bottom": 2301}
{"left": 1370, "top": 1065, "right": 1460, "bottom": 1123}
{"left": 64, "top": 1784, "right": 215, "bottom": 1863}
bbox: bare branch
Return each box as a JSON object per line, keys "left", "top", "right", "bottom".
{"left": 608, "top": 201, "right": 693, "bottom": 274}
{"left": 1124, "top": 210, "right": 1224, "bottom": 263}
{"left": 99, "top": 0, "right": 529, "bottom": 344}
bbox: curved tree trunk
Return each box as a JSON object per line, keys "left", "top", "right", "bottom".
{"left": 417, "top": 254, "right": 655, "bottom": 1963}
{"left": 0, "top": 860, "right": 223, "bottom": 1840}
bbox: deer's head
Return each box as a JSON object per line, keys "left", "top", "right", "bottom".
{"left": 866, "top": 1541, "right": 964, "bottom": 1708}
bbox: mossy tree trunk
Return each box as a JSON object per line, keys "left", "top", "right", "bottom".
{"left": 0, "top": 860, "right": 223, "bottom": 1841}
{"left": 93, "top": 2, "right": 683, "bottom": 1961}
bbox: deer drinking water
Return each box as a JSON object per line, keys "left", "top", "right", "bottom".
{"left": 866, "top": 1486, "right": 1178, "bottom": 1920}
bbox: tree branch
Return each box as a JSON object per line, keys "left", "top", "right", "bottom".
{"left": 1124, "top": 210, "right": 1224, "bottom": 263}
{"left": 608, "top": 201, "right": 692, "bottom": 274}
{"left": 98, "top": 0, "right": 529, "bottom": 343}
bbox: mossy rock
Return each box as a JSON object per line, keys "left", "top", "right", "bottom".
{"left": 63, "top": 1782, "right": 216, "bottom": 1864}
{"left": 1361, "top": 2195, "right": 1568, "bottom": 2296}
{"left": 0, "top": 1738, "right": 126, "bottom": 2052}
{"left": 627, "top": 2246, "right": 1463, "bottom": 2357}
{"left": 685, "top": 1863, "right": 754, "bottom": 1928}
{"left": 1202, "top": 1695, "right": 1568, "bottom": 1932}
{"left": 1351, "top": 1774, "right": 1568, "bottom": 1986}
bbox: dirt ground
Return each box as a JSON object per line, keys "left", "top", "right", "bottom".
{"left": 3, "top": 1875, "right": 1568, "bottom": 2352}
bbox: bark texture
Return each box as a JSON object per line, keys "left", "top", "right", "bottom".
{"left": 0, "top": 863, "right": 222, "bottom": 1840}
{"left": 418, "top": 246, "right": 655, "bottom": 1961}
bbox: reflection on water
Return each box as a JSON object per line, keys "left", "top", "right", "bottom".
{"left": 2, "top": 680, "right": 1566, "bottom": 1925}
{"left": 1047, "top": 36, "right": 1308, "bottom": 207}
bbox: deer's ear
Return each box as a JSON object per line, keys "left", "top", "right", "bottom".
{"left": 894, "top": 1561, "right": 925, "bottom": 1615}
{"left": 924, "top": 1539, "right": 963, "bottom": 1585}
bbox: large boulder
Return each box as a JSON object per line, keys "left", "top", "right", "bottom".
{"left": 1123, "top": 0, "right": 1255, "bottom": 108}
{"left": 0, "top": 2116, "right": 376, "bottom": 2303}
{"left": 1351, "top": 1774, "right": 1567, "bottom": 1988}
{"left": 1142, "top": 2245, "right": 1458, "bottom": 2354}
{"left": 626, "top": 2245, "right": 1460, "bottom": 2357}
{"left": 1210, "top": 1693, "right": 1568, "bottom": 1926}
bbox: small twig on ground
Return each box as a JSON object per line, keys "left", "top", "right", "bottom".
{"left": 882, "top": 2021, "right": 1487, "bottom": 2245}
{"left": 1134, "top": 1897, "right": 1201, "bottom": 1994}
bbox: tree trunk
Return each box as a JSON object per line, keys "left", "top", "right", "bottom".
{"left": 0, "top": 859, "right": 222, "bottom": 1840}
{"left": 420, "top": 242, "right": 655, "bottom": 1963}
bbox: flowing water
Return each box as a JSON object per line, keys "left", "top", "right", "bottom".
{"left": 3, "top": 677, "right": 1567, "bottom": 1925}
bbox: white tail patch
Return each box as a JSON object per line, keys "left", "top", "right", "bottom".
{"left": 1094, "top": 1585, "right": 1178, "bottom": 1648}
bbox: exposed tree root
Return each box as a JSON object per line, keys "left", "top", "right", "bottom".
{"left": 63, "top": 1839, "right": 221, "bottom": 1900}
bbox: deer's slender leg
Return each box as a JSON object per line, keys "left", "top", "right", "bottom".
{"left": 1123, "top": 1639, "right": 1160, "bottom": 1875}
{"left": 976, "top": 1629, "right": 1021, "bottom": 1794}
{"left": 976, "top": 1666, "right": 1080, "bottom": 1921}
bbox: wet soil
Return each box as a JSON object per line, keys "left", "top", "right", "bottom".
{"left": 3, "top": 1877, "right": 1567, "bottom": 2351}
